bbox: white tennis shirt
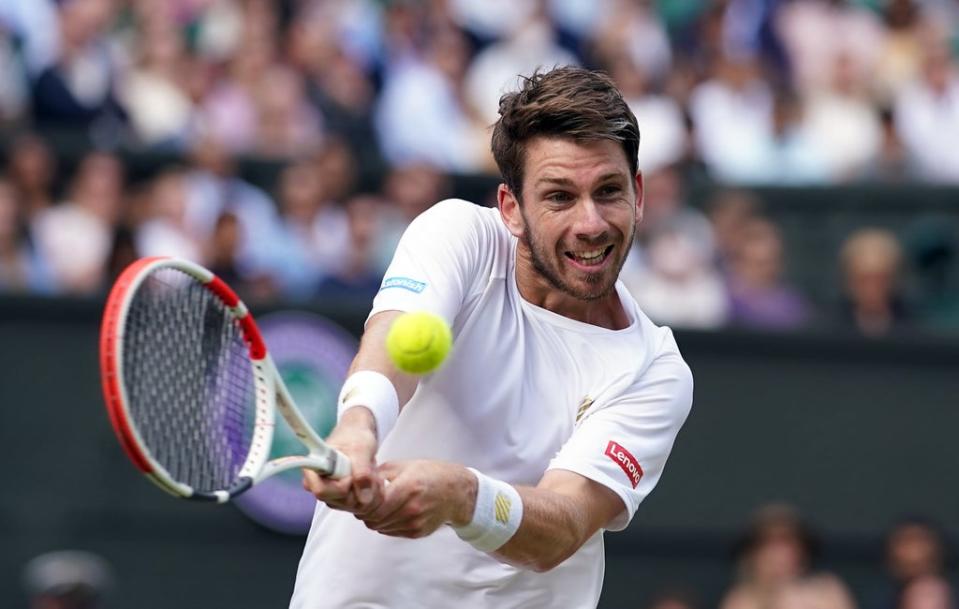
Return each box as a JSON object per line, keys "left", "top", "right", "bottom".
{"left": 290, "top": 199, "right": 693, "bottom": 609}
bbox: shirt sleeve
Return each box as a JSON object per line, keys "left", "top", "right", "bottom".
{"left": 369, "top": 199, "right": 493, "bottom": 325}
{"left": 546, "top": 346, "right": 693, "bottom": 531}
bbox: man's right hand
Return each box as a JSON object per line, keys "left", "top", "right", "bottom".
{"left": 302, "top": 407, "right": 384, "bottom": 516}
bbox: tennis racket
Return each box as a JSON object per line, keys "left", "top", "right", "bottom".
{"left": 100, "top": 256, "right": 351, "bottom": 503}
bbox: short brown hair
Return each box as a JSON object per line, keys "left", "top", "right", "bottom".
{"left": 491, "top": 66, "right": 640, "bottom": 199}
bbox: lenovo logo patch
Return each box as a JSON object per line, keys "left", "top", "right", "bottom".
{"left": 605, "top": 441, "right": 643, "bottom": 488}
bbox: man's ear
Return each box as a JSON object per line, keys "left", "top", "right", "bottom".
{"left": 634, "top": 171, "right": 645, "bottom": 225}
{"left": 497, "top": 183, "right": 525, "bottom": 238}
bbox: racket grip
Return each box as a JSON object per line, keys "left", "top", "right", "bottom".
{"left": 330, "top": 450, "right": 352, "bottom": 479}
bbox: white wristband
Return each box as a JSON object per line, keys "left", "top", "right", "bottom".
{"left": 337, "top": 370, "right": 399, "bottom": 444}
{"left": 452, "top": 468, "right": 523, "bottom": 552}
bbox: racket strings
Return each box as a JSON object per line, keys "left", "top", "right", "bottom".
{"left": 122, "top": 269, "right": 257, "bottom": 493}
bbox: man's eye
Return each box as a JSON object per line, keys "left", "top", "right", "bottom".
{"left": 547, "top": 192, "right": 572, "bottom": 203}
{"left": 597, "top": 185, "right": 622, "bottom": 198}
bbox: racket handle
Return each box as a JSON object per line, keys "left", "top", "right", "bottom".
{"left": 330, "top": 449, "right": 352, "bottom": 479}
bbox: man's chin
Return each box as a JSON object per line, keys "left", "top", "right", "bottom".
{"left": 567, "top": 273, "right": 618, "bottom": 301}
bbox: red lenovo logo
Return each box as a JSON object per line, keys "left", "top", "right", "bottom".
{"left": 605, "top": 441, "right": 643, "bottom": 488}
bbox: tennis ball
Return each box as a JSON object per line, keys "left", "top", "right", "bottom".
{"left": 386, "top": 311, "right": 452, "bottom": 375}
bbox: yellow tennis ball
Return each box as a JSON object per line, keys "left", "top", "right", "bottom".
{"left": 386, "top": 311, "right": 452, "bottom": 375}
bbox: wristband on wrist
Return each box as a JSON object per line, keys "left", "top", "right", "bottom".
{"left": 452, "top": 468, "right": 523, "bottom": 552}
{"left": 337, "top": 370, "right": 399, "bottom": 444}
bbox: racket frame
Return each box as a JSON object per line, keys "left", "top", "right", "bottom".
{"left": 101, "top": 257, "right": 349, "bottom": 504}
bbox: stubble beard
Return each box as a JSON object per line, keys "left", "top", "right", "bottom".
{"left": 520, "top": 211, "right": 635, "bottom": 302}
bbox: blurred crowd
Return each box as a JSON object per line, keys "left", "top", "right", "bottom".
{"left": 1, "top": 0, "right": 959, "bottom": 336}
{"left": 647, "top": 506, "right": 957, "bottom": 609}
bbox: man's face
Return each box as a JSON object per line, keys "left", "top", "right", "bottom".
{"left": 503, "top": 137, "right": 642, "bottom": 301}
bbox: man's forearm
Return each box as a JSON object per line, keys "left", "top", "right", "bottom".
{"left": 490, "top": 487, "right": 591, "bottom": 572}
{"left": 449, "top": 470, "right": 623, "bottom": 573}
{"left": 349, "top": 310, "right": 420, "bottom": 407}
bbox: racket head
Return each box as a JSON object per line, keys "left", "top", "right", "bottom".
{"left": 100, "top": 257, "right": 272, "bottom": 502}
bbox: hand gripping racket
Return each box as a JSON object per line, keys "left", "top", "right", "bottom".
{"left": 100, "top": 257, "right": 351, "bottom": 502}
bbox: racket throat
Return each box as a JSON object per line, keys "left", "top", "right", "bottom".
{"left": 190, "top": 477, "right": 254, "bottom": 503}
{"left": 254, "top": 453, "right": 342, "bottom": 483}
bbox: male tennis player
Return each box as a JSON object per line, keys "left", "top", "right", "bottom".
{"left": 291, "top": 66, "right": 693, "bottom": 608}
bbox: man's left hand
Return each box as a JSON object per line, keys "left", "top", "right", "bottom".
{"left": 357, "top": 460, "right": 475, "bottom": 538}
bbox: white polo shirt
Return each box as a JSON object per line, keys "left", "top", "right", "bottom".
{"left": 290, "top": 199, "right": 692, "bottom": 609}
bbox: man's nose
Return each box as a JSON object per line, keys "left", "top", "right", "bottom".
{"left": 573, "top": 198, "right": 609, "bottom": 240}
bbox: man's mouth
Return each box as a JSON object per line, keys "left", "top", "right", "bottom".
{"left": 564, "top": 245, "right": 614, "bottom": 268}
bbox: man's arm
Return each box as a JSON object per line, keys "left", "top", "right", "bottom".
{"left": 359, "top": 462, "right": 624, "bottom": 572}
{"left": 494, "top": 470, "right": 623, "bottom": 571}
{"left": 301, "top": 310, "right": 419, "bottom": 510}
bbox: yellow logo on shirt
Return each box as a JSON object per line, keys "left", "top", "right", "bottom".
{"left": 575, "top": 397, "right": 594, "bottom": 423}
{"left": 494, "top": 493, "right": 511, "bottom": 524}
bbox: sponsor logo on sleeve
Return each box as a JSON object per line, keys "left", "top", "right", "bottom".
{"left": 605, "top": 441, "right": 643, "bottom": 488}
{"left": 380, "top": 277, "right": 427, "bottom": 293}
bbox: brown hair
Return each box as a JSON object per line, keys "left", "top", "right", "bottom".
{"left": 491, "top": 66, "right": 640, "bottom": 200}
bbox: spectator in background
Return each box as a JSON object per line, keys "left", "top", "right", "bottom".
{"left": 727, "top": 217, "right": 811, "bottom": 330}
{"left": 313, "top": 138, "right": 359, "bottom": 209}
{"left": 463, "top": 5, "right": 579, "bottom": 132}
{"left": 118, "top": 4, "right": 195, "bottom": 148}
{"left": 621, "top": 166, "right": 728, "bottom": 329}
{"left": 0, "top": 0, "right": 58, "bottom": 77}
{"left": 31, "top": 0, "right": 127, "bottom": 143}
{"left": 31, "top": 151, "right": 123, "bottom": 294}
{"left": 22, "top": 550, "right": 114, "bottom": 609}
{"left": 206, "top": 210, "right": 243, "bottom": 286}
{"left": 772, "top": 576, "right": 859, "bottom": 609}
{"left": 376, "top": 23, "right": 486, "bottom": 171}
{"left": 633, "top": 165, "right": 713, "bottom": 248}
{"left": 776, "top": 0, "right": 884, "bottom": 96}
{"left": 875, "top": 517, "right": 953, "bottom": 609}
{"left": 860, "top": 106, "right": 917, "bottom": 182}
{"left": 899, "top": 576, "right": 955, "bottom": 609}
{"left": 252, "top": 64, "right": 324, "bottom": 159}
{"left": 317, "top": 193, "right": 389, "bottom": 300}
{"left": 721, "top": 504, "right": 856, "bottom": 609}
{"left": 546, "top": 0, "right": 612, "bottom": 58}
{"left": 707, "top": 189, "right": 762, "bottom": 273}
{"left": 272, "top": 159, "right": 349, "bottom": 299}
{"left": 181, "top": 132, "right": 287, "bottom": 280}
{"left": 289, "top": 9, "right": 382, "bottom": 176}
{"left": 606, "top": 55, "right": 686, "bottom": 176}
{"left": 205, "top": 209, "right": 276, "bottom": 302}
{"left": 839, "top": 228, "right": 910, "bottom": 337}
{"left": 873, "top": 0, "right": 926, "bottom": 105}
{"left": 688, "top": 52, "right": 774, "bottom": 183}
{"left": 894, "top": 29, "right": 959, "bottom": 183}
{"left": 804, "top": 50, "right": 882, "bottom": 181}
{"left": 589, "top": 0, "right": 673, "bottom": 87}
{"left": 0, "top": 177, "right": 53, "bottom": 293}
{"left": 378, "top": 1, "right": 428, "bottom": 71}
{"left": 446, "top": 0, "right": 537, "bottom": 46}
{"left": 134, "top": 167, "right": 203, "bottom": 262}
{"left": 378, "top": 162, "right": 450, "bottom": 270}
{"left": 746, "top": 86, "right": 830, "bottom": 184}
{"left": 623, "top": 220, "right": 730, "bottom": 330}
{"left": 198, "top": 0, "right": 277, "bottom": 155}
{"left": 5, "top": 133, "right": 56, "bottom": 220}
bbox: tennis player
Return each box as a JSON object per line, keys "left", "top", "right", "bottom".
{"left": 291, "top": 66, "right": 693, "bottom": 608}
